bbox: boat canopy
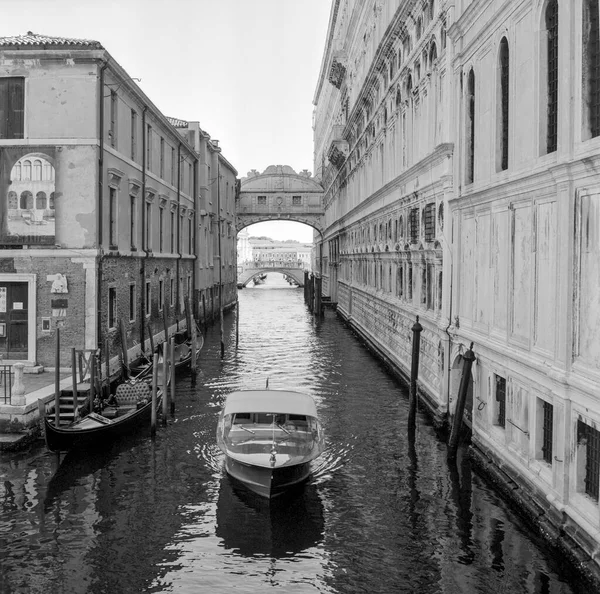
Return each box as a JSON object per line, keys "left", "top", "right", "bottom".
{"left": 222, "top": 390, "right": 318, "bottom": 417}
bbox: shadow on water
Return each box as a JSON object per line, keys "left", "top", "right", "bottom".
{"left": 215, "top": 474, "right": 325, "bottom": 557}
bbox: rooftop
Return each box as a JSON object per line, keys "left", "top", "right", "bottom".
{"left": 0, "top": 31, "right": 103, "bottom": 49}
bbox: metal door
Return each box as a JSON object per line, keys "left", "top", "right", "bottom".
{"left": 0, "top": 282, "right": 28, "bottom": 360}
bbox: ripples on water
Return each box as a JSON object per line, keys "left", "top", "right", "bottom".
{"left": 0, "top": 275, "right": 588, "bottom": 593}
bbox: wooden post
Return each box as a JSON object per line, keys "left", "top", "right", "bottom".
{"left": 38, "top": 398, "right": 46, "bottom": 439}
{"left": 408, "top": 316, "right": 423, "bottom": 431}
{"left": 447, "top": 343, "right": 476, "bottom": 461}
{"left": 315, "top": 276, "right": 322, "bottom": 317}
{"left": 89, "top": 352, "right": 96, "bottom": 414}
{"left": 71, "top": 347, "right": 78, "bottom": 420}
{"left": 119, "top": 318, "right": 129, "bottom": 378}
{"left": 151, "top": 353, "right": 158, "bottom": 437}
{"left": 202, "top": 294, "right": 207, "bottom": 333}
{"left": 236, "top": 298, "right": 239, "bottom": 347}
{"left": 104, "top": 340, "right": 110, "bottom": 398}
{"left": 190, "top": 316, "right": 197, "bottom": 375}
{"left": 170, "top": 337, "right": 176, "bottom": 415}
{"left": 54, "top": 328, "right": 60, "bottom": 426}
{"left": 147, "top": 323, "right": 154, "bottom": 357}
{"left": 162, "top": 346, "right": 168, "bottom": 425}
{"left": 162, "top": 295, "right": 169, "bottom": 348}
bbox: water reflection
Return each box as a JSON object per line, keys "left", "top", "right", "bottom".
{"left": 215, "top": 475, "right": 324, "bottom": 557}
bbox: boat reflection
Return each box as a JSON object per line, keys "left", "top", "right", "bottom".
{"left": 215, "top": 473, "right": 325, "bottom": 557}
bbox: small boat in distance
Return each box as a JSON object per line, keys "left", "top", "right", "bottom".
{"left": 216, "top": 389, "right": 325, "bottom": 499}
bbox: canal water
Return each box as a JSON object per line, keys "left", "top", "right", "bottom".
{"left": 0, "top": 274, "right": 587, "bottom": 593}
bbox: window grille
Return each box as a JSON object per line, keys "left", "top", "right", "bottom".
{"left": 500, "top": 38, "right": 510, "bottom": 170}
{"left": 409, "top": 208, "right": 419, "bottom": 244}
{"left": 542, "top": 400, "right": 553, "bottom": 464}
{"left": 257, "top": 195, "right": 267, "bottom": 205}
{"left": 292, "top": 195, "right": 302, "bottom": 205}
{"left": 423, "top": 203, "right": 436, "bottom": 242}
{"left": 495, "top": 375, "right": 506, "bottom": 428}
{"left": 546, "top": 0, "right": 559, "bottom": 153}
{"left": 587, "top": 0, "right": 600, "bottom": 137}
{"left": 578, "top": 420, "right": 600, "bottom": 500}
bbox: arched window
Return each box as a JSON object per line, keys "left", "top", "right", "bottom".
{"left": 49, "top": 192, "right": 55, "bottom": 209}
{"left": 438, "top": 203, "right": 444, "bottom": 231}
{"left": 43, "top": 162, "right": 52, "bottom": 180}
{"left": 583, "top": 0, "right": 600, "bottom": 138}
{"left": 466, "top": 69, "right": 476, "bottom": 184}
{"left": 14, "top": 162, "right": 21, "bottom": 181}
{"left": 8, "top": 191, "right": 17, "bottom": 209}
{"left": 429, "top": 42, "right": 437, "bottom": 67}
{"left": 546, "top": 0, "right": 559, "bottom": 153}
{"left": 36, "top": 191, "right": 47, "bottom": 210}
{"left": 23, "top": 160, "right": 31, "bottom": 180}
{"left": 499, "top": 37, "right": 510, "bottom": 170}
{"left": 399, "top": 215, "right": 404, "bottom": 238}
{"left": 33, "top": 160, "right": 42, "bottom": 181}
{"left": 416, "top": 17, "right": 422, "bottom": 39}
{"left": 20, "top": 191, "right": 33, "bottom": 209}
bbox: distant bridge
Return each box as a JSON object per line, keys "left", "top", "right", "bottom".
{"left": 237, "top": 261, "right": 307, "bottom": 288}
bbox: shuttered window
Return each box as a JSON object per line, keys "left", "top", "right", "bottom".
{"left": 546, "top": 0, "right": 559, "bottom": 154}
{"left": 0, "top": 77, "right": 24, "bottom": 139}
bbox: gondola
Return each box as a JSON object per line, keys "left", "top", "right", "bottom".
{"left": 216, "top": 389, "right": 325, "bottom": 498}
{"left": 43, "top": 359, "right": 167, "bottom": 453}
{"left": 166, "top": 327, "right": 204, "bottom": 371}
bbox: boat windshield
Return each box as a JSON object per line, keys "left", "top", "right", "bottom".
{"left": 228, "top": 412, "right": 316, "bottom": 432}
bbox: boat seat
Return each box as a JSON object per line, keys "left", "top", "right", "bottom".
{"left": 115, "top": 381, "right": 151, "bottom": 406}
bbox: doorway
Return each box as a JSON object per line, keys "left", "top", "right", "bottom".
{"left": 0, "top": 282, "right": 29, "bottom": 360}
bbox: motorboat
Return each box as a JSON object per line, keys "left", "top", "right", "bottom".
{"left": 216, "top": 389, "right": 325, "bottom": 498}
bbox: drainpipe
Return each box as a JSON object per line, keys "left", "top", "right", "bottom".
{"left": 192, "top": 155, "right": 198, "bottom": 320}
{"left": 97, "top": 59, "right": 109, "bottom": 350}
{"left": 140, "top": 105, "right": 148, "bottom": 351}
{"left": 176, "top": 143, "right": 182, "bottom": 332}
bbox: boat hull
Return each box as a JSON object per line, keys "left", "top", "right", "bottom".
{"left": 44, "top": 397, "right": 160, "bottom": 452}
{"left": 224, "top": 456, "right": 312, "bottom": 499}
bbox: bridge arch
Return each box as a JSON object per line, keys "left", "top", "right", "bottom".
{"left": 236, "top": 165, "right": 324, "bottom": 235}
{"left": 237, "top": 265, "right": 306, "bottom": 288}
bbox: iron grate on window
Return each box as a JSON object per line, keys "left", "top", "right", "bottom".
{"left": 588, "top": 0, "right": 600, "bottom": 137}
{"left": 546, "top": 0, "right": 559, "bottom": 153}
{"left": 423, "top": 203, "right": 436, "bottom": 242}
{"left": 409, "top": 208, "right": 419, "bottom": 244}
{"left": 542, "top": 400, "right": 553, "bottom": 464}
{"left": 500, "top": 38, "right": 510, "bottom": 170}
{"left": 496, "top": 375, "right": 506, "bottom": 428}
{"left": 578, "top": 420, "right": 600, "bottom": 500}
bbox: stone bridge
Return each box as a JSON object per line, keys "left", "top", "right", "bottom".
{"left": 237, "top": 262, "right": 308, "bottom": 288}
{"left": 236, "top": 165, "right": 324, "bottom": 235}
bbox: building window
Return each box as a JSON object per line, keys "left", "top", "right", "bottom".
{"left": 541, "top": 400, "right": 553, "bottom": 464}
{"left": 171, "top": 147, "right": 176, "bottom": 186}
{"left": 158, "top": 279, "right": 164, "bottom": 311}
{"left": 466, "top": 69, "right": 475, "bottom": 183}
{"left": 145, "top": 281, "right": 151, "bottom": 317}
{"left": 257, "top": 195, "right": 267, "bottom": 205}
{"left": 159, "top": 206, "right": 164, "bottom": 252}
{"left": 397, "top": 265, "right": 404, "bottom": 298}
{"left": 499, "top": 38, "right": 510, "bottom": 170}
{"left": 131, "top": 109, "right": 137, "bottom": 161}
{"left": 437, "top": 270, "right": 443, "bottom": 310}
{"left": 495, "top": 375, "right": 506, "bottom": 428}
{"left": 546, "top": 0, "right": 559, "bottom": 154}
{"left": 160, "top": 137, "right": 165, "bottom": 178}
{"left": 170, "top": 210, "right": 175, "bottom": 253}
{"left": 110, "top": 90, "right": 117, "bottom": 148}
{"left": 129, "top": 283, "right": 136, "bottom": 322}
{"left": 109, "top": 187, "right": 117, "bottom": 248}
{"left": 426, "top": 264, "right": 434, "bottom": 309}
{"left": 36, "top": 191, "right": 46, "bottom": 210}
{"left": 409, "top": 208, "right": 419, "bottom": 244}
{"left": 188, "top": 218, "right": 193, "bottom": 253}
{"left": 407, "top": 265, "right": 413, "bottom": 300}
{"left": 423, "top": 203, "right": 436, "bottom": 242}
{"left": 146, "top": 124, "right": 152, "bottom": 168}
{"left": 583, "top": 0, "right": 600, "bottom": 138}
{"left": 108, "top": 287, "right": 117, "bottom": 329}
{"left": 170, "top": 278, "right": 175, "bottom": 307}
{"left": 130, "top": 195, "right": 136, "bottom": 250}
{"left": 577, "top": 420, "right": 600, "bottom": 501}
{"left": 421, "top": 267, "right": 427, "bottom": 305}
{"left": 0, "top": 77, "right": 24, "bottom": 139}
{"left": 145, "top": 202, "right": 152, "bottom": 251}
{"left": 292, "top": 195, "right": 302, "bottom": 206}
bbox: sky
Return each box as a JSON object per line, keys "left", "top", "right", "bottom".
{"left": 0, "top": 0, "right": 332, "bottom": 243}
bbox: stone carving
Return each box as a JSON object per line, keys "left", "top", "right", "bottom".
{"left": 50, "top": 273, "right": 68, "bottom": 293}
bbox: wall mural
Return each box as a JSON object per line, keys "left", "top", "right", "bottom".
{"left": 0, "top": 147, "right": 56, "bottom": 245}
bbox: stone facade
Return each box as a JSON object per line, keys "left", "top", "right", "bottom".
{"left": 314, "top": 0, "right": 600, "bottom": 580}
{"left": 0, "top": 33, "right": 237, "bottom": 369}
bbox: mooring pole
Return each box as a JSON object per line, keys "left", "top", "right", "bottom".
{"left": 304, "top": 271, "right": 308, "bottom": 303}
{"left": 71, "top": 347, "right": 78, "bottom": 420}
{"left": 315, "top": 276, "right": 322, "bottom": 317}
{"left": 54, "top": 328, "right": 60, "bottom": 426}
{"left": 407, "top": 316, "right": 423, "bottom": 431}
{"left": 162, "top": 346, "right": 168, "bottom": 425}
{"left": 151, "top": 353, "right": 158, "bottom": 437}
{"left": 170, "top": 337, "right": 176, "bottom": 416}
{"left": 447, "top": 343, "right": 476, "bottom": 462}
{"left": 236, "top": 298, "right": 239, "bottom": 347}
